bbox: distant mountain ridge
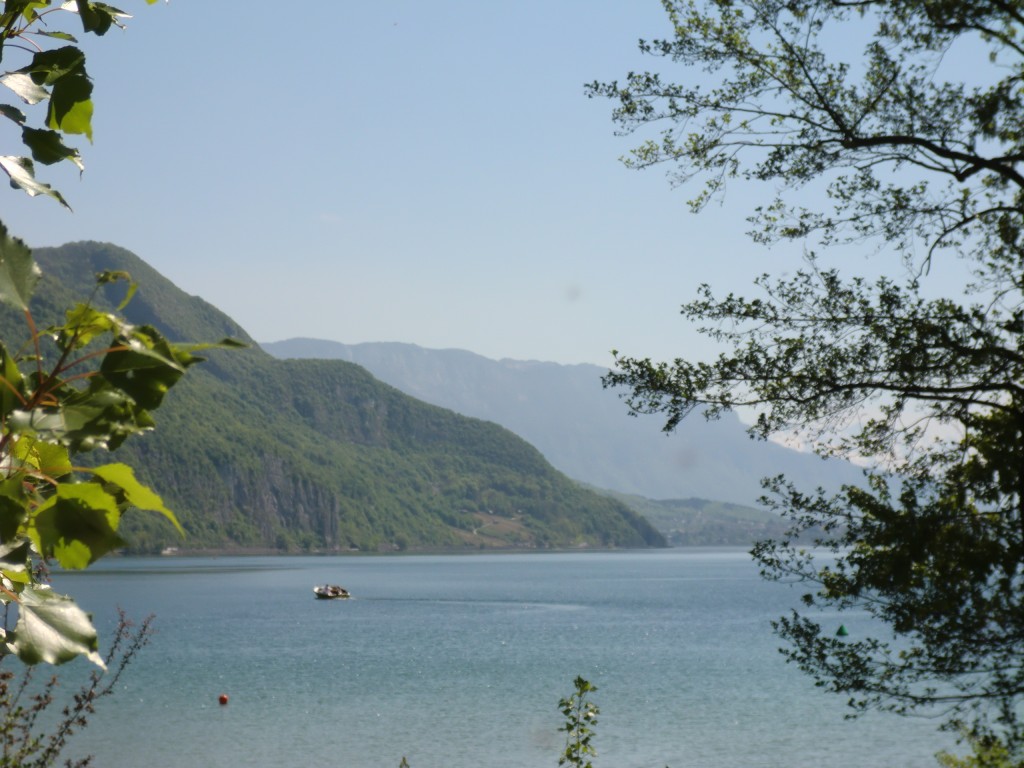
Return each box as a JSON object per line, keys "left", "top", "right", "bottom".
{"left": 261, "top": 338, "right": 864, "bottom": 506}
{"left": 1, "top": 242, "right": 664, "bottom": 553}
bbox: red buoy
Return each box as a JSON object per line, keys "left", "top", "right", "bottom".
{"left": 218, "top": 693, "right": 229, "bottom": 706}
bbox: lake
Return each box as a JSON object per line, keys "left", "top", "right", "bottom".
{"left": 46, "top": 550, "right": 953, "bottom": 767}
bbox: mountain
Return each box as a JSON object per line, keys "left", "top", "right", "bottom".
{"left": 3, "top": 242, "right": 665, "bottom": 553}
{"left": 260, "top": 339, "right": 864, "bottom": 506}
{"left": 592, "top": 491, "right": 793, "bottom": 546}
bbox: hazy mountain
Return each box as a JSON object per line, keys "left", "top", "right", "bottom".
{"left": 261, "top": 339, "right": 864, "bottom": 506}
{"left": 591, "top": 490, "right": 793, "bottom": 546}
{"left": 3, "top": 242, "right": 664, "bottom": 553}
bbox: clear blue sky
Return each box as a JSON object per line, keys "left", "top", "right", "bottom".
{"left": 4, "top": 1, "right": 844, "bottom": 366}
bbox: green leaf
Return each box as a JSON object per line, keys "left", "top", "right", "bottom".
{"left": 100, "top": 331, "right": 189, "bottom": 410}
{"left": 0, "top": 540, "right": 31, "bottom": 566}
{"left": 30, "top": 482, "right": 124, "bottom": 570}
{"left": 90, "top": 462, "right": 182, "bottom": 534}
{"left": 47, "top": 71, "right": 93, "bottom": 139}
{"left": 0, "top": 538, "right": 33, "bottom": 588}
{"left": 0, "top": 220, "right": 40, "bottom": 309}
{"left": 0, "top": 73, "right": 49, "bottom": 105}
{"left": 12, "top": 1, "right": 49, "bottom": 23}
{"left": 0, "top": 341, "right": 27, "bottom": 418}
{"left": 0, "top": 155, "right": 71, "bottom": 207}
{"left": 9, "top": 387, "right": 155, "bottom": 452}
{"left": 20, "top": 46, "right": 88, "bottom": 88}
{"left": 0, "top": 478, "right": 28, "bottom": 543}
{"left": 35, "top": 30, "right": 78, "bottom": 42}
{"left": 0, "top": 104, "right": 26, "bottom": 124}
{"left": 14, "top": 47, "right": 93, "bottom": 139}
{"left": 11, "top": 437, "right": 73, "bottom": 479}
{"left": 60, "top": 302, "right": 117, "bottom": 347}
{"left": 9, "top": 586, "right": 103, "bottom": 667}
{"left": 21, "top": 127, "right": 84, "bottom": 169}
{"left": 77, "top": 1, "right": 132, "bottom": 35}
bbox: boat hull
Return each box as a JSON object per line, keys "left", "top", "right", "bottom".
{"left": 313, "top": 585, "right": 351, "bottom": 600}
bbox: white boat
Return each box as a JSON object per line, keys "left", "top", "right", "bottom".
{"left": 313, "top": 584, "right": 351, "bottom": 600}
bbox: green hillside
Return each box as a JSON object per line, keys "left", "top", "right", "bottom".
{"left": 4, "top": 242, "right": 664, "bottom": 553}
{"left": 597, "top": 490, "right": 790, "bottom": 547}
{"left": 262, "top": 339, "right": 864, "bottom": 506}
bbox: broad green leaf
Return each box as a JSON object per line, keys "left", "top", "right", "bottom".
{"left": 47, "top": 72, "right": 93, "bottom": 139}
{"left": 11, "top": 437, "right": 72, "bottom": 479}
{"left": 9, "top": 586, "right": 103, "bottom": 667}
{"left": 0, "top": 155, "right": 70, "bottom": 207}
{"left": 0, "top": 568, "right": 31, "bottom": 589}
{"left": 0, "top": 539, "right": 32, "bottom": 574}
{"left": 15, "top": 1, "right": 50, "bottom": 22}
{"left": 21, "top": 47, "right": 88, "bottom": 88}
{"left": 60, "top": 303, "right": 117, "bottom": 347}
{"left": 0, "top": 477, "right": 28, "bottom": 543}
{"left": 35, "top": 31, "right": 78, "bottom": 42}
{"left": 1, "top": 569, "right": 32, "bottom": 588}
{"left": 76, "top": 1, "right": 132, "bottom": 35}
{"left": 0, "top": 341, "right": 27, "bottom": 418}
{"left": 21, "top": 127, "right": 84, "bottom": 169}
{"left": 100, "top": 332, "right": 187, "bottom": 410}
{"left": 30, "top": 482, "right": 124, "bottom": 570}
{"left": 9, "top": 387, "right": 155, "bottom": 452}
{"left": 0, "top": 220, "right": 40, "bottom": 309}
{"left": 91, "top": 462, "right": 183, "bottom": 534}
{"left": 8, "top": 407, "right": 66, "bottom": 437}
{"left": 13, "top": 47, "right": 93, "bottom": 139}
{"left": 0, "top": 73, "right": 49, "bottom": 105}
{"left": 0, "top": 104, "right": 26, "bottom": 124}
{"left": 61, "top": 387, "right": 157, "bottom": 448}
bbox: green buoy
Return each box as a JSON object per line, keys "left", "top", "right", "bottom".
{"left": 836, "top": 624, "right": 849, "bottom": 637}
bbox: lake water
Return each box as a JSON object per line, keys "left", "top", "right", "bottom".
{"left": 46, "top": 551, "right": 954, "bottom": 767}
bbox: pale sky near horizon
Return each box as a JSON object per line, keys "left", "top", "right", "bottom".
{"left": 1, "top": 2, "right": 945, "bottom": 367}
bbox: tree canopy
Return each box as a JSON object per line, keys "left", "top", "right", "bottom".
{"left": 0, "top": 1, "right": 158, "bottom": 207}
{"left": 589, "top": 0, "right": 1024, "bottom": 757}
{"left": 0, "top": 223, "right": 229, "bottom": 666}
{"left": 0, "top": 1, "right": 236, "bottom": 671}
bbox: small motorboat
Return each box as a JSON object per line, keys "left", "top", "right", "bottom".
{"left": 313, "top": 584, "right": 351, "bottom": 600}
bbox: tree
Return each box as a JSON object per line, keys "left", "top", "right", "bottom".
{"left": 0, "top": 610, "right": 153, "bottom": 768}
{"left": 1, "top": 1, "right": 158, "bottom": 207}
{"left": 0, "top": 1, "right": 238, "bottom": 672}
{"left": 587, "top": 0, "right": 1024, "bottom": 758}
{"left": 559, "top": 676, "right": 600, "bottom": 768}
{"left": 0, "top": 226, "right": 228, "bottom": 666}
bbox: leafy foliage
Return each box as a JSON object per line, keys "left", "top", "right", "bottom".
{"left": 0, "top": 609, "right": 153, "bottom": 768}
{"left": 938, "top": 729, "right": 1022, "bottom": 768}
{"left": 0, "top": 1, "right": 158, "bottom": 207}
{"left": 589, "top": 0, "right": 1024, "bottom": 755}
{"left": 559, "top": 676, "right": 600, "bottom": 768}
{"left": 0, "top": 227, "right": 231, "bottom": 668}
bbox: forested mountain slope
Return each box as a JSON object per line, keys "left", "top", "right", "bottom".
{"left": 261, "top": 339, "right": 864, "bottom": 505}
{"left": 3, "top": 242, "right": 664, "bottom": 552}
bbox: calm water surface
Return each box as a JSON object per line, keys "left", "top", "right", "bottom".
{"left": 48, "top": 551, "right": 953, "bottom": 767}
